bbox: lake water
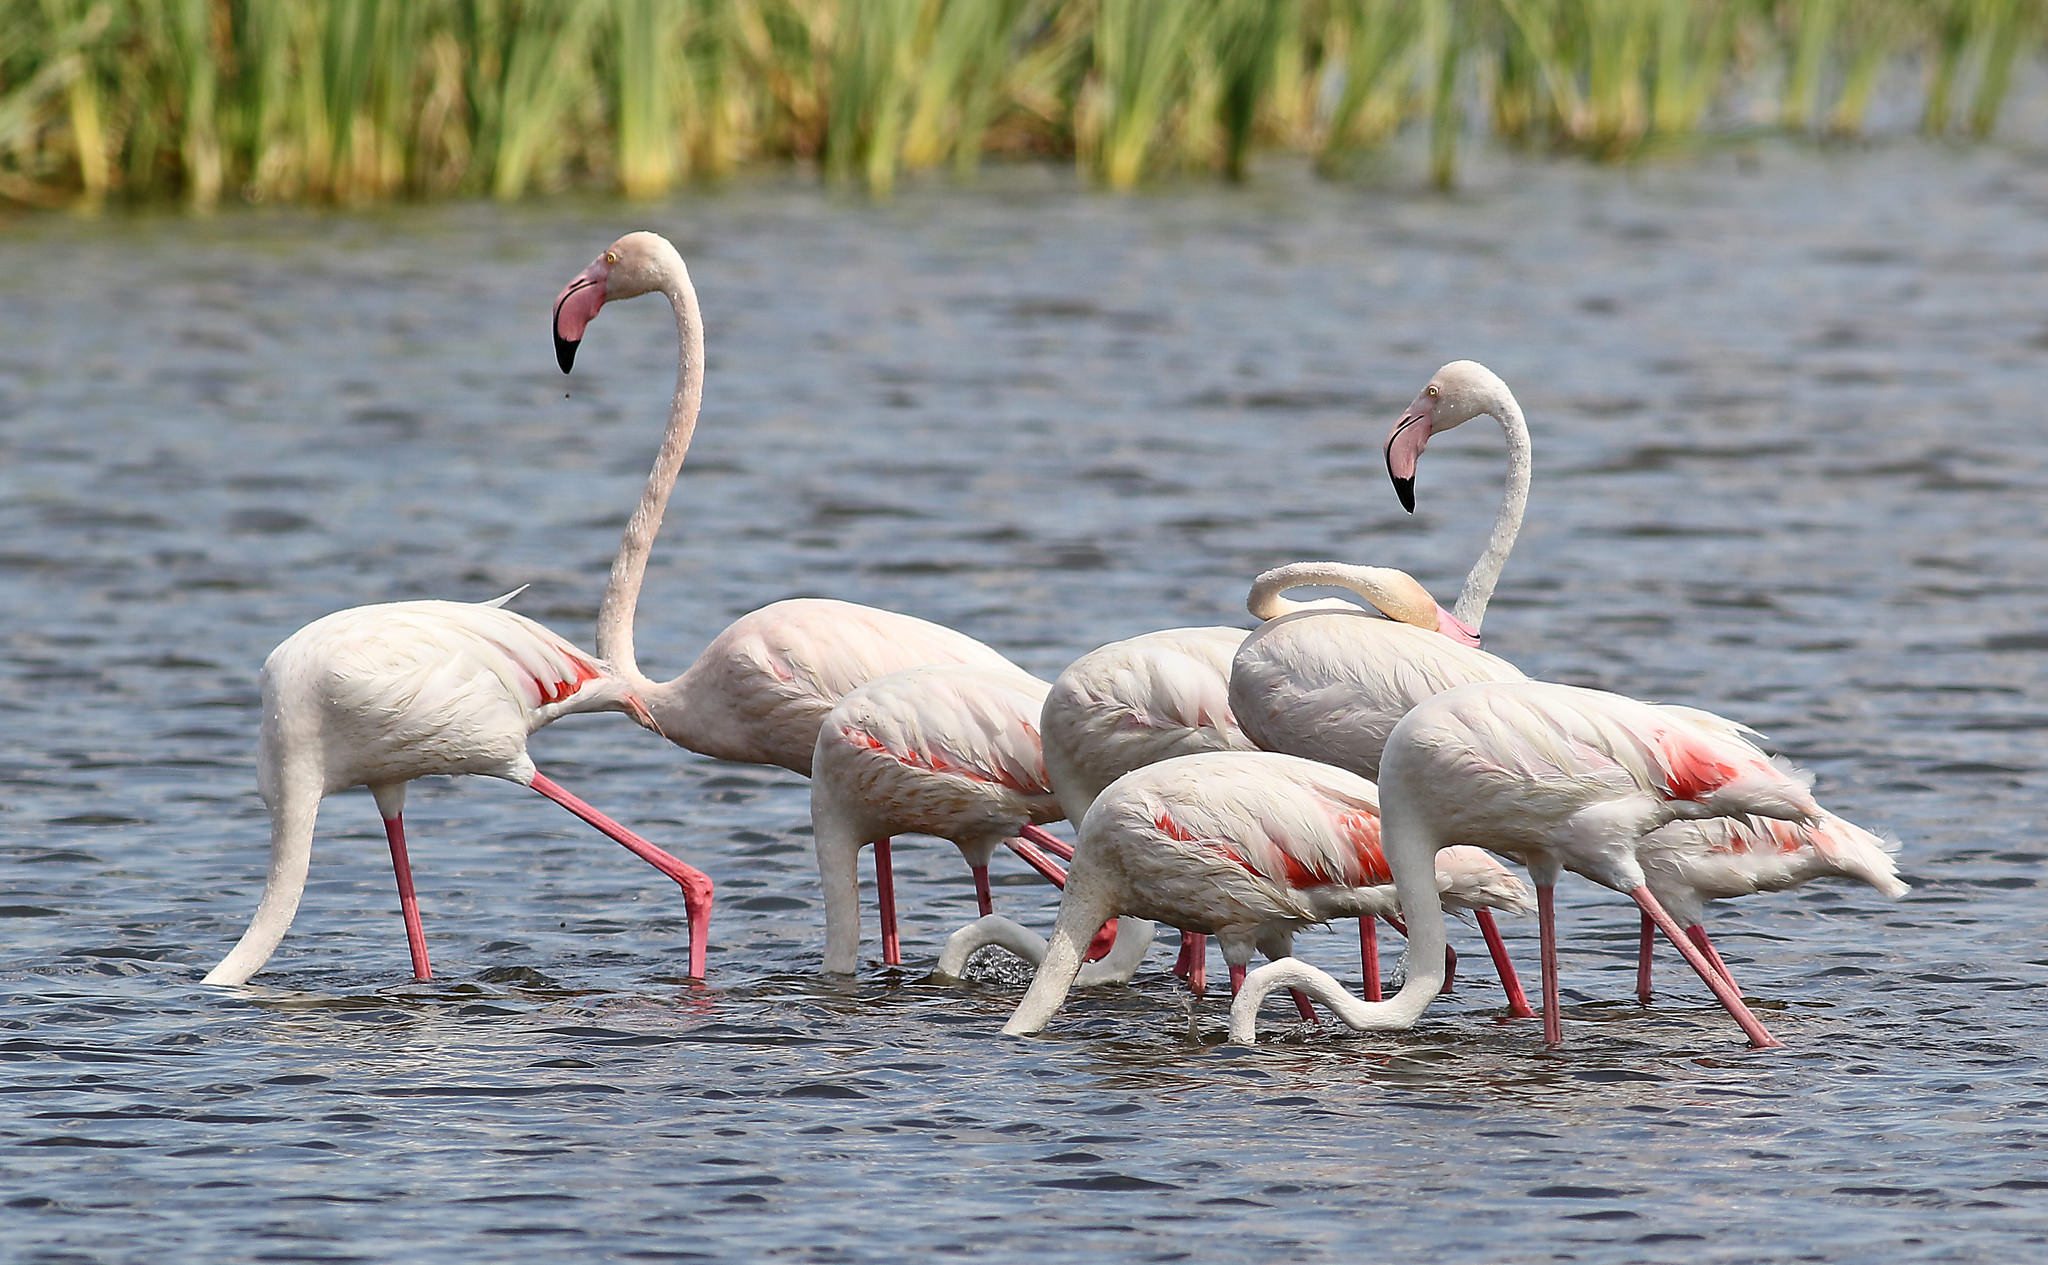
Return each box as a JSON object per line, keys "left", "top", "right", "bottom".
{"left": 3, "top": 144, "right": 2046, "bottom": 1264}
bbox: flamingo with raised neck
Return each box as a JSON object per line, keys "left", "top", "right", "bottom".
{"left": 554, "top": 232, "right": 1043, "bottom": 963}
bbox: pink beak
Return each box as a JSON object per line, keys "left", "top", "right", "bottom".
{"left": 552, "top": 259, "right": 611, "bottom": 373}
{"left": 1384, "top": 409, "right": 1432, "bottom": 512}
{"left": 1435, "top": 604, "right": 1482, "bottom": 648}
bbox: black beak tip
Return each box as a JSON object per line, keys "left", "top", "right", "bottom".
{"left": 555, "top": 332, "right": 579, "bottom": 374}
{"left": 1393, "top": 476, "right": 1416, "bottom": 513}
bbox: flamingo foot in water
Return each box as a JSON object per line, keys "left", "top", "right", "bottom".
{"left": 529, "top": 771, "right": 714, "bottom": 980}
{"left": 1636, "top": 911, "right": 1656, "bottom": 1005}
{"left": 874, "top": 837, "right": 901, "bottom": 967}
{"left": 1474, "top": 908, "right": 1533, "bottom": 1018}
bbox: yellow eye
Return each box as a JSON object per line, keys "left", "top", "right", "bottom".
{"left": 1426, "top": 385, "right": 1439, "bottom": 397}
{"left": 604, "top": 250, "right": 619, "bottom": 265}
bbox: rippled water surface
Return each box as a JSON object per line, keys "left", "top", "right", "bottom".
{"left": 4, "top": 147, "right": 2047, "bottom": 1263}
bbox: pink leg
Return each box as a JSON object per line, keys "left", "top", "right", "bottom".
{"left": 1186, "top": 933, "right": 1208, "bottom": 998}
{"left": 381, "top": 813, "right": 432, "bottom": 982}
{"left": 873, "top": 837, "right": 901, "bottom": 967}
{"left": 529, "top": 771, "right": 714, "bottom": 980}
{"left": 1004, "top": 836, "right": 1069, "bottom": 887}
{"left": 972, "top": 865, "right": 993, "bottom": 917}
{"left": 1476, "top": 909, "right": 1534, "bottom": 1018}
{"left": 1637, "top": 911, "right": 1656, "bottom": 1005}
{"left": 1687, "top": 924, "right": 1739, "bottom": 985}
{"left": 1172, "top": 931, "right": 1197, "bottom": 980}
{"left": 1229, "top": 962, "right": 1246, "bottom": 994}
{"left": 1631, "top": 886, "right": 1779, "bottom": 1049}
{"left": 1537, "top": 882, "right": 1563, "bottom": 1047}
{"left": 1359, "top": 918, "right": 1382, "bottom": 1002}
{"left": 1018, "top": 823, "right": 1075, "bottom": 863}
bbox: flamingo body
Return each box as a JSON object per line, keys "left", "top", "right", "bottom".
{"left": 811, "top": 665, "right": 1072, "bottom": 974}
{"left": 653, "top": 598, "right": 1036, "bottom": 776}
{"left": 1231, "top": 610, "right": 1523, "bottom": 780}
{"left": 1227, "top": 679, "right": 1839, "bottom": 1047}
{"left": 1001, "top": 750, "right": 1531, "bottom": 1036}
{"left": 205, "top": 596, "right": 710, "bottom": 986}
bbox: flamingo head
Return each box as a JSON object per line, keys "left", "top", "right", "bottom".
{"left": 1384, "top": 359, "right": 1511, "bottom": 512}
{"left": 1355, "top": 566, "right": 1481, "bottom": 646}
{"left": 552, "top": 231, "right": 686, "bottom": 373}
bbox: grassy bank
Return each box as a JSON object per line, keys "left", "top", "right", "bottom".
{"left": 1, "top": 0, "right": 2038, "bottom": 209}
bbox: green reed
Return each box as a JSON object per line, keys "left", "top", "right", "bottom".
{"left": 0, "top": 0, "right": 2039, "bottom": 210}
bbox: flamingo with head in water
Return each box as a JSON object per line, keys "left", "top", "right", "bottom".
{"left": 202, "top": 592, "right": 714, "bottom": 986}
{"left": 1037, "top": 570, "right": 1530, "bottom": 1011}
{"left": 809, "top": 663, "right": 1142, "bottom": 973}
{"left": 999, "top": 749, "right": 1533, "bottom": 1037}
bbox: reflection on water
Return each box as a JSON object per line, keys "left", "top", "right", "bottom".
{"left": 3, "top": 148, "right": 2047, "bottom": 1263}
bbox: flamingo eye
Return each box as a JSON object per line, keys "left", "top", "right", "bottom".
{"left": 1426, "top": 385, "right": 1439, "bottom": 398}
{"left": 604, "top": 250, "right": 619, "bottom": 265}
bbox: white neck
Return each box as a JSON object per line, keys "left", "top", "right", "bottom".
{"left": 596, "top": 267, "right": 705, "bottom": 690}
{"left": 810, "top": 793, "right": 870, "bottom": 975}
{"left": 1001, "top": 877, "right": 1118, "bottom": 1035}
{"left": 1452, "top": 392, "right": 1531, "bottom": 632}
{"left": 1246, "top": 562, "right": 1424, "bottom": 625}
{"left": 202, "top": 780, "right": 320, "bottom": 985}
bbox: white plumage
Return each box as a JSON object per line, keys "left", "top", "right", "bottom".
{"left": 1000, "top": 750, "right": 1531, "bottom": 1037}
{"left": 810, "top": 665, "right": 1073, "bottom": 974}
{"left": 205, "top": 595, "right": 711, "bottom": 987}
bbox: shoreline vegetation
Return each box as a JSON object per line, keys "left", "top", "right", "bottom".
{"left": 2, "top": 0, "right": 2037, "bottom": 210}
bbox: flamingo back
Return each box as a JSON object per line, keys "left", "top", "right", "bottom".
{"left": 1393, "top": 681, "right": 1824, "bottom": 861}
{"left": 1041, "top": 626, "right": 1253, "bottom": 816}
{"left": 1084, "top": 751, "right": 1401, "bottom": 930}
{"left": 1230, "top": 608, "right": 1525, "bottom": 780}
{"left": 813, "top": 665, "right": 1059, "bottom": 841}
{"left": 670, "top": 598, "right": 1032, "bottom": 773}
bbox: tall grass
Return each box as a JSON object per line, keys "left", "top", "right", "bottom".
{"left": 0, "top": 0, "right": 2040, "bottom": 210}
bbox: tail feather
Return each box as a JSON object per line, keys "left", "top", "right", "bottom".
{"left": 1807, "top": 812, "right": 1910, "bottom": 899}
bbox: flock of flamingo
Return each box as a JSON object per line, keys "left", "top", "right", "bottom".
{"left": 202, "top": 231, "right": 1907, "bottom": 1050}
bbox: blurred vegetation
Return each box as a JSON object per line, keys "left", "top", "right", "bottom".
{"left": 0, "top": 0, "right": 2039, "bottom": 209}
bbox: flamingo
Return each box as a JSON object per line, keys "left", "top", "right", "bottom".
{"left": 1227, "top": 680, "right": 1860, "bottom": 1049}
{"left": 1037, "top": 587, "right": 1529, "bottom": 1012}
{"left": 553, "top": 232, "right": 1040, "bottom": 960}
{"left": 1229, "top": 359, "right": 1530, "bottom": 780}
{"left": 999, "top": 750, "right": 1533, "bottom": 1037}
{"left": 202, "top": 593, "right": 714, "bottom": 985}
{"left": 810, "top": 665, "right": 1142, "bottom": 972}
{"left": 1634, "top": 811, "right": 1906, "bottom": 1004}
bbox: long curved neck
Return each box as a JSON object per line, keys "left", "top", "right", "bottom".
{"left": 202, "top": 780, "right": 319, "bottom": 985}
{"left": 596, "top": 269, "right": 705, "bottom": 688}
{"left": 1454, "top": 395, "right": 1531, "bottom": 632}
{"left": 1245, "top": 562, "right": 1413, "bottom": 624}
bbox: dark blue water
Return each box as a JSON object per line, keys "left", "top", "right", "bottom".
{"left": 3, "top": 144, "right": 2046, "bottom": 1263}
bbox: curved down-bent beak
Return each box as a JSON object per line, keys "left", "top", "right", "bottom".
{"left": 552, "top": 261, "right": 610, "bottom": 373}
{"left": 1384, "top": 410, "right": 1432, "bottom": 513}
